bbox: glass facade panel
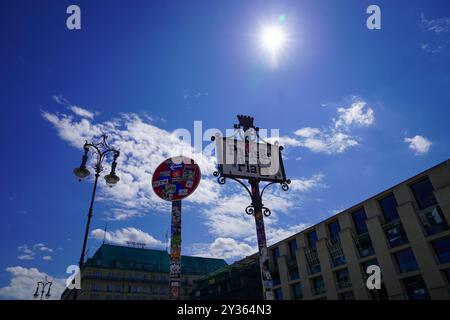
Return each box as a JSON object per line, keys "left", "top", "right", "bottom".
{"left": 410, "top": 178, "right": 437, "bottom": 210}
{"left": 403, "top": 276, "right": 430, "bottom": 300}
{"left": 420, "top": 206, "right": 449, "bottom": 236}
{"left": 335, "top": 268, "right": 352, "bottom": 289}
{"left": 394, "top": 249, "right": 419, "bottom": 273}
{"left": 288, "top": 239, "right": 298, "bottom": 258}
{"left": 272, "top": 247, "right": 280, "bottom": 267}
{"left": 292, "top": 283, "right": 303, "bottom": 299}
{"left": 432, "top": 237, "right": 450, "bottom": 264}
{"left": 274, "top": 287, "right": 283, "bottom": 300}
{"left": 328, "top": 220, "right": 341, "bottom": 242}
{"left": 311, "top": 276, "right": 325, "bottom": 295}
{"left": 307, "top": 231, "right": 318, "bottom": 249}
{"left": 379, "top": 194, "right": 400, "bottom": 223}
{"left": 352, "top": 208, "right": 369, "bottom": 234}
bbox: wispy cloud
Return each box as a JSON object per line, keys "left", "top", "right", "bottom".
{"left": 17, "top": 243, "right": 54, "bottom": 261}
{"left": 404, "top": 135, "right": 432, "bottom": 155}
{"left": 281, "top": 98, "right": 374, "bottom": 154}
{"left": 419, "top": 13, "right": 450, "bottom": 54}
{"left": 52, "top": 94, "right": 97, "bottom": 120}
{"left": 421, "top": 13, "right": 450, "bottom": 34}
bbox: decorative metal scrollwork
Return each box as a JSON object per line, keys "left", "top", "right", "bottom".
{"left": 262, "top": 206, "right": 272, "bottom": 217}
{"left": 245, "top": 205, "right": 255, "bottom": 216}
{"left": 213, "top": 171, "right": 227, "bottom": 185}
{"left": 281, "top": 180, "right": 291, "bottom": 191}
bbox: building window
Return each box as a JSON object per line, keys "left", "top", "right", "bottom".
{"left": 115, "top": 285, "right": 121, "bottom": 293}
{"left": 352, "top": 208, "right": 369, "bottom": 235}
{"left": 272, "top": 247, "right": 280, "bottom": 267}
{"left": 403, "top": 276, "right": 430, "bottom": 300}
{"left": 291, "top": 282, "right": 303, "bottom": 299}
{"left": 419, "top": 206, "right": 449, "bottom": 236}
{"left": 410, "top": 178, "right": 437, "bottom": 210}
{"left": 327, "top": 222, "right": 346, "bottom": 267}
{"left": 379, "top": 194, "right": 400, "bottom": 223}
{"left": 273, "top": 288, "right": 283, "bottom": 300}
{"left": 384, "top": 222, "right": 409, "bottom": 248}
{"left": 355, "top": 232, "right": 375, "bottom": 258}
{"left": 91, "top": 283, "right": 101, "bottom": 292}
{"left": 335, "top": 268, "right": 352, "bottom": 290}
{"left": 307, "top": 230, "right": 318, "bottom": 249}
{"left": 339, "top": 291, "right": 355, "bottom": 300}
{"left": 432, "top": 237, "right": 450, "bottom": 264}
{"left": 394, "top": 249, "right": 419, "bottom": 273}
{"left": 288, "top": 239, "right": 298, "bottom": 258}
{"left": 443, "top": 269, "right": 450, "bottom": 283}
{"left": 288, "top": 268, "right": 299, "bottom": 281}
{"left": 368, "top": 283, "right": 389, "bottom": 300}
{"left": 311, "top": 276, "right": 325, "bottom": 295}
{"left": 106, "top": 284, "right": 113, "bottom": 292}
{"left": 328, "top": 220, "right": 341, "bottom": 242}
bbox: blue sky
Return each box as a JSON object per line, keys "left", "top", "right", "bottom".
{"left": 0, "top": 0, "right": 449, "bottom": 299}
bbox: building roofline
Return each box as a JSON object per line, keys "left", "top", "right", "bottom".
{"left": 266, "top": 158, "right": 449, "bottom": 249}
{"left": 93, "top": 243, "right": 227, "bottom": 262}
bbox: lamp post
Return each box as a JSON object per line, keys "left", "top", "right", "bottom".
{"left": 33, "top": 276, "right": 52, "bottom": 300}
{"left": 73, "top": 134, "right": 120, "bottom": 299}
{"left": 212, "top": 115, "right": 290, "bottom": 300}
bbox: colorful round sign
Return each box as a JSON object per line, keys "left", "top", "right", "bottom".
{"left": 152, "top": 156, "right": 201, "bottom": 201}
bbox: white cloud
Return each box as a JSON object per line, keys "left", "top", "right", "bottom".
{"left": 404, "top": 135, "right": 432, "bottom": 155}
{"left": 334, "top": 100, "right": 374, "bottom": 129}
{"left": 287, "top": 98, "right": 374, "bottom": 154}
{"left": 91, "top": 227, "right": 166, "bottom": 249}
{"left": 289, "top": 174, "right": 326, "bottom": 192}
{"left": 42, "top": 110, "right": 217, "bottom": 218}
{"left": 190, "top": 238, "right": 255, "bottom": 260}
{"left": 293, "top": 128, "right": 359, "bottom": 154}
{"left": 0, "top": 266, "right": 66, "bottom": 300}
{"left": 44, "top": 100, "right": 327, "bottom": 262}
{"left": 42, "top": 256, "right": 52, "bottom": 261}
{"left": 70, "top": 106, "right": 95, "bottom": 120}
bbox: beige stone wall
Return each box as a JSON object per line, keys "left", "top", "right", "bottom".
{"left": 269, "top": 160, "right": 450, "bottom": 300}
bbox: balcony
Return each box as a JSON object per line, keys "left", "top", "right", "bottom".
{"left": 305, "top": 247, "right": 321, "bottom": 274}
{"left": 336, "top": 280, "right": 352, "bottom": 290}
{"left": 327, "top": 240, "right": 346, "bottom": 267}
{"left": 312, "top": 285, "right": 326, "bottom": 296}
{"left": 418, "top": 205, "right": 449, "bottom": 236}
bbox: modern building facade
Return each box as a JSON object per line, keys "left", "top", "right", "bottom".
{"left": 191, "top": 256, "right": 263, "bottom": 300}
{"left": 267, "top": 159, "right": 450, "bottom": 300}
{"left": 61, "top": 244, "right": 227, "bottom": 300}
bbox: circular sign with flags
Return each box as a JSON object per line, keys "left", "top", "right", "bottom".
{"left": 152, "top": 156, "right": 201, "bottom": 201}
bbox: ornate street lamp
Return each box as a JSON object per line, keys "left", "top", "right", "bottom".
{"left": 212, "top": 115, "right": 290, "bottom": 300}
{"left": 33, "top": 276, "right": 52, "bottom": 300}
{"left": 73, "top": 134, "right": 120, "bottom": 299}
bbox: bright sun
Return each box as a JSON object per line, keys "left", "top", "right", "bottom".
{"left": 259, "top": 24, "right": 287, "bottom": 67}
{"left": 260, "top": 25, "right": 286, "bottom": 55}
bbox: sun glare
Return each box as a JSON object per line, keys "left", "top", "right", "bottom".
{"left": 259, "top": 24, "right": 288, "bottom": 67}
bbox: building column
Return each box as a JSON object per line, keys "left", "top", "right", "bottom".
{"left": 339, "top": 227, "right": 370, "bottom": 299}
{"left": 316, "top": 224, "right": 337, "bottom": 299}
{"left": 364, "top": 199, "right": 406, "bottom": 299}
{"left": 296, "top": 234, "right": 313, "bottom": 299}
{"left": 276, "top": 242, "right": 291, "bottom": 299}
